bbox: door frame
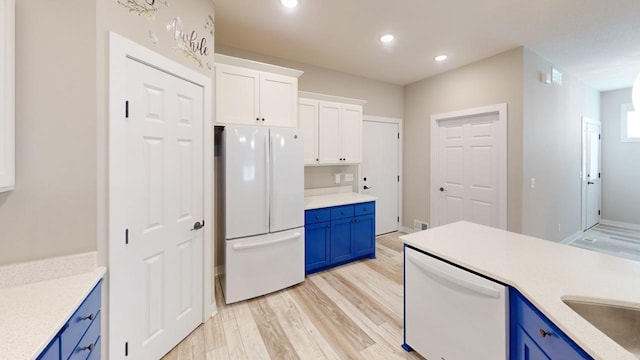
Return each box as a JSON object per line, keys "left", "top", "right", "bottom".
{"left": 108, "top": 32, "right": 214, "bottom": 354}
{"left": 581, "top": 116, "right": 601, "bottom": 231}
{"left": 430, "top": 104, "right": 507, "bottom": 229}
{"left": 361, "top": 115, "right": 403, "bottom": 233}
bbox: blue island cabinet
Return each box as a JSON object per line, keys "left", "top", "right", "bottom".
{"left": 305, "top": 201, "right": 375, "bottom": 274}
{"left": 510, "top": 288, "right": 592, "bottom": 360}
{"left": 37, "top": 280, "right": 102, "bottom": 360}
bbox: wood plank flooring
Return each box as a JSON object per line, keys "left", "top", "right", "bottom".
{"left": 162, "top": 232, "right": 424, "bottom": 360}
{"left": 568, "top": 224, "right": 640, "bottom": 262}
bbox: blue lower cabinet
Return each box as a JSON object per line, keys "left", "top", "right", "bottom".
{"left": 37, "top": 337, "right": 60, "bottom": 360}
{"left": 38, "top": 280, "right": 102, "bottom": 360}
{"left": 305, "top": 221, "right": 331, "bottom": 272}
{"left": 352, "top": 214, "right": 374, "bottom": 257}
{"left": 510, "top": 288, "right": 592, "bottom": 360}
{"left": 330, "top": 218, "right": 354, "bottom": 263}
{"left": 305, "top": 201, "right": 376, "bottom": 275}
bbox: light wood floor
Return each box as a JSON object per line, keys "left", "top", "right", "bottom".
{"left": 162, "top": 232, "right": 424, "bottom": 360}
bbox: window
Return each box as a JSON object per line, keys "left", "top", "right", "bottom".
{"left": 621, "top": 103, "right": 640, "bottom": 142}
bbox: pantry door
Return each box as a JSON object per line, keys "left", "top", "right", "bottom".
{"left": 431, "top": 104, "right": 507, "bottom": 229}
{"left": 109, "top": 33, "right": 212, "bottom": 360}
{"left": 362, "top": 117, "right": 401, "bottom": 235}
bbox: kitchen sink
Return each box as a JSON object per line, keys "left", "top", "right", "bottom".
{"left": 563, "top": 299, "right": 640, "bottom": 358}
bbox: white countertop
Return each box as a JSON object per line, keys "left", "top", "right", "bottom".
{"left": 401, "top": 221, "right": 640, "bottom": 360}
{"left": 0, "top": 267, "right": 106, "bottom": 360}
{"left": 304, "top": 192, "right": 376, "bottom": 210}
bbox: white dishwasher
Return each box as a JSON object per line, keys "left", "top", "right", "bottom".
{"left": 404, "top": 246, "right": 508, "bottom": 360}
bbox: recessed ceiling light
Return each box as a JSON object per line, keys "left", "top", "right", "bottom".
{"left": 434, "top": 54, "right": 448, "bottom": 62}
{"left": 379, "top": 34, "right": 395, "bottom": 43}
{"left": 281, "top": 0, "right": 299, "bottom": 8}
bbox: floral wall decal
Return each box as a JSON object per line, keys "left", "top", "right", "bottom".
{"left": 117, "top": 0, "right": 168, "bottom": 20}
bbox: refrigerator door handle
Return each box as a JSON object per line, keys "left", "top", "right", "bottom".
{"left": 270, "top": 134, "right": 277, "bottom": 228}
{"left": 231, "top": 232, "right": 301, "bottom": 251}
{"left": 264, "top": 133, "right": 270, "bottom": 229}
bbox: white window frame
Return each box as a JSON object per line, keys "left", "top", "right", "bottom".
{"left": 621, "top": 103, "right": 640, "bottom": 142}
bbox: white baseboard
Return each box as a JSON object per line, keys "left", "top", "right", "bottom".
{"left": 400, "top": 226, "right": 415, "bottom": 234}
{"left": 600, "top": 219, "right": 640, "bottom": 231}
{"left": 560, "top": 231, "right": 583, "bottom": 245}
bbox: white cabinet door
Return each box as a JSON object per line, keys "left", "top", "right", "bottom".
{"left": 298, "top": 98, "right": 319, "bottom": 164}
{"left": 260, "top": 72, "right": 298, "bottom": 128}
{"left": 215, "top": 63, "right": 260, "bottom": 126}
{"left": 340, "top": 104, "right": 362, "bottom": 163}
{"left": 318, "top": 102, "right": 341, "bottom": 164}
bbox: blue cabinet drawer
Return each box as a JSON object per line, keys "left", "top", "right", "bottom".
{"left": 305, "top": 208, "right": 331, "bottom": 224}
{"left": 354, "top": 201, "right": 375, "bottom": 216}
{"left": 61, "top": 282, "right": 102, "bottom": 360}
{"left": 330, "top": 205, "right": 354, "bottom": 220}
{"left": 512, "top": 291, "right": 591, "bottom": 359}
{"left": 69, "top": 311, "right": 101, "bottom": 360}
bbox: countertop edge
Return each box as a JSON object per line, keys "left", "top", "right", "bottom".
{"left": 0, "top": 267, "right": 106, "bottom": 360}
{"left": 304, "top": 192, "right": 377, "bottom": 210}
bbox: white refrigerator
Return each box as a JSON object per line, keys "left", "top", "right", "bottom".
{"left": 221, "top": 125, "right": 305, "bottom": 304}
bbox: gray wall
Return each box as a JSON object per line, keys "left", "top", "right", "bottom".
{"left": 0, "top": 0, "right": 97, "bottom": 265}
{"left": 215, "top": 45, "right": 405, "bottom": 119}
{"left": 403, "top": 48, "right": 524, "bottom": 232}
{"left": 0, "top": 0, "right": 216, "bottom": 266}
{"left": 521, "top": 49, "right": 600, "bottom": 241}
{"left": 600, "top": 88, "right": 640, "bottom": 225}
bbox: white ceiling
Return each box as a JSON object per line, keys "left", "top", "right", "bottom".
{"left": 213, "top": 0, "right": 640, "bottom": 91}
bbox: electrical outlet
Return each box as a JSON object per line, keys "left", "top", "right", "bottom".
{"left": 344, "top": 173, "right": 354, "bottom": 182}
{"left": 558, "top": 224, "right": 562, "bottom": 233}
{"left": 413, "top": 220, "right": 429, "bottom": 231}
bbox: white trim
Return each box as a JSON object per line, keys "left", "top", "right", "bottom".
{"left": 0, "top": 0, "right": 15, "bottom": 192}
{"left": 600, "top": 219, "right": 640, "bottom": 231}
{"left": 560, "top": 231, "right": 583, "bottom": 245}
{"left": 108, "top": 32, "right": 215, "bottom": 357}
{"left": 581, "top": 116, "right": 601, "bottom": 231}
{"left": 430, "top": 104, "right": 508, "bottom": 230}
{"left": 362, "top": 115, "right": 403, "bottom": 234}
{"left": 400, "top": 226, "right": 415, "bottom": 234}
{"left": 215, "top": 53, "right": 303, "bottom": 78}
{"left": 299, "top": 91, "right": 368, "bottom": 106}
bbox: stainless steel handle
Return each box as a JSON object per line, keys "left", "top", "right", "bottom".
{"left": 538, "top": 329, "right": 551, "bottom": 338}
{"left": 270, "top": 134, "right": 277, "bottom": 228}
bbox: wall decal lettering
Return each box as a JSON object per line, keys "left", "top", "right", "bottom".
{"left": 166, "top": 16, "right": 211, "bottom": 68}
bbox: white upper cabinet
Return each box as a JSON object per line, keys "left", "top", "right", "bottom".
{"left": 298, "top": 92, "right": 366, "bottom": 165}
{"left": 215, "top": 54, "right": 303, "bottom": 128}
{"left": 0, "top": 0, "right": 15, "bottom": 192}
{"left": 298, "top": 98, "right": 319, "bottom": 164}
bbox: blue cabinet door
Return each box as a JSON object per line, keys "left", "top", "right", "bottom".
{"left": 37, "top": 337, "right": 60, "bottom": 360}
{"left": 305, "top": 221, "right": 331, "bottom": 273}
{"left": 330, "top": 218, "right": 353, "bottom": 263}
{"left": 514, "top": 327, "right": 551, "bottom": 360}
{"left": 352, "top": 214, "right": 375, "bottom": 258}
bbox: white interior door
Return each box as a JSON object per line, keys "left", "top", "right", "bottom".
{"left": 112, "top": 57, "right": 204, "bottom": 360}
{"left": 583, "top": 119, "right": 601, "bottom": 229}
{"left": 362, "top": 119, "right": 400, "bottom": 235}
{"left": 432, "top": 105, "right": 507, "bottom": 229}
